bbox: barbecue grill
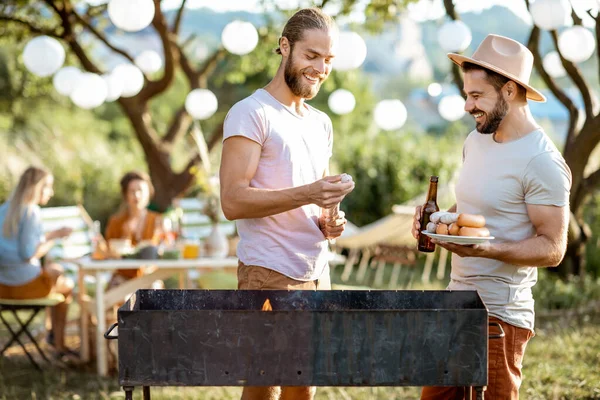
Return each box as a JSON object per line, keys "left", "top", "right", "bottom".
{"left": 105, "top": 289, "right": 502, "bottom": 400}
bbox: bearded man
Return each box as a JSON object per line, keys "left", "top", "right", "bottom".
{"left": 219, "top": 7, "right": 355, "bottom": 400}
{"left": 412, "top": 34, "right": 572, "bottom": 399}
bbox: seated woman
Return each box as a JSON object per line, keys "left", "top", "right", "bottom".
{"left": 0, "top": 166, "right": 76, "bottom": 359}
{"left": 105, "top": 171, "right": 162, "bottom": 287}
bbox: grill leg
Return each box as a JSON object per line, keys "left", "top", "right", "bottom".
{"left": 143, "top": 386, "right": 151, "bottom": 400}
{"left": 475, "top": 386, "right": 484, "bottom": 400}
{"left": 123, "top": 386, "right": 134, "bottom": 400}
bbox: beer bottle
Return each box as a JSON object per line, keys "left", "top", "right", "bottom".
{"left": 418, "top": 176, "right": 439, "bottom": 253}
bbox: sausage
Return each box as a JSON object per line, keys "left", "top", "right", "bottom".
{"left": 458, "top": 226, "right": 490, "bottom": 237}
{"left": 448, "top": 223, "right": 460, "bottom": 236}
{"left": 440, "top": 213, "right": 459, "bottom": 224}
{"left": 457, "top": 213, "right": 486, "bottom": 228}
{"left": 436, "top": 223, "right": 449, "bottom": 235}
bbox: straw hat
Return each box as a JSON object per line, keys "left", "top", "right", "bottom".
{"left": 448, "top": 34, "right": 546, "bottom": 102}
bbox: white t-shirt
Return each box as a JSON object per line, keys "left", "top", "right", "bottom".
{"left": 450, "top": 129, "right": 571, "bottom": 330}
{"left": 223, "top": 89, "right": 333, "bottom": 281}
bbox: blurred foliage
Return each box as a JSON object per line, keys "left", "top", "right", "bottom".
{"left": 533, "top": 268, "right": 600, "bottom": 310}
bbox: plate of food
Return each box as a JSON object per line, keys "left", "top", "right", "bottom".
{"left": 422, "top": 231, "right": 494, "bottom": 245}
{"left": 421, "top": 212, "right": 494, "bottom": 245}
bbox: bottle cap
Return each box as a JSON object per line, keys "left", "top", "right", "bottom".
{"left": 430, "top": 176, "right": 439, "bottom": 182}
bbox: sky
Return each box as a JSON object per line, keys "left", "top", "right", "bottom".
{"left": 159, "top": 0, "right": 599, "bottom": 27}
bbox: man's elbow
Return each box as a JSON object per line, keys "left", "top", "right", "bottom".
{"left": 221, "top": 197, "right": 239, "bottom": 221}
{"left": 546, "top": 245, "right": 566, "bottom": 267}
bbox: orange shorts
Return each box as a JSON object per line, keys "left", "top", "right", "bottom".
{"left": 421, "top": 316, "right": 534, "bottom": 400}
{"left": 237, "top": 262, "right": 331, "bottom": 290}
{"left": 0, "top": 270, "right": 53, "bottom": 299}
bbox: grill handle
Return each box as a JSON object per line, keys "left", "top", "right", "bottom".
{"left": 489, "top": 321, "right": 505, "bottom": 339}
{"left": 104, "top": 322, "right": 118, "bottom": 340}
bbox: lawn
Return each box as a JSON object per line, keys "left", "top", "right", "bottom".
{"left": 1, "top": 316, "right": 598, "bottom": 400}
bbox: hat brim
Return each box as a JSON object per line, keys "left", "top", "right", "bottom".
{"left": 448, "top": 53, "right": 546, "bottom": 103}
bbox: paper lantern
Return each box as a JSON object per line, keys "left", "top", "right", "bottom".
{"left": 52, "top": 66, "right": 83, "bottom": 96}
{"left": 427, "top": 82, "right": 443, "bottom": 97}
{"left": 103, "top": 72, "right": 125, "bottom": 102}
{"left": 558, "top": 26, "right": 596, "bottom": 63}
{"left": 185, "top": 89, "right": 218, "bottom": 120}
{"left": 111, "top": 64, "right": 144, "bottom": 97}
{"left": 542, "top": 51, "right": 566, "bottom": 78}
{"left": 437, "top": 20, "right": 472, "bottom": 53}
{"left": 328, "top": 89, "right": 356, "bottom": 115}
{"left": 70, "top": 73, "right": 107, "bottom": 109}
{"left": 135, "top": 50, "right": 163, "bottom": 74}
{"left": 221, "top": 21, "right": 259, "bottom": 56}
{"left": 438, "top": 95, "right": 466, "bottom": 122}
{"left": 374, "top": 100, "right": 407, "bottom": 131}
{"left": 333, "top": 32, "right": 368, "bottom": 72}
{"left": 22, "top": 36, "right": 65, "bottom": 77}
{"left": 108, "top": 0, "right": 155, "bottom": 32}
{"left": 529, "top": 0, "right": 570, "bottom": 31}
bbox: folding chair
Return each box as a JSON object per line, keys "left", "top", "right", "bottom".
{"left": 0, "top": 293, "right": 65, "bottom": 369}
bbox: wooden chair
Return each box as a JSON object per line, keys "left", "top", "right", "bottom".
{"left": 0, "top": 293, "right": 65, "bottom": 369}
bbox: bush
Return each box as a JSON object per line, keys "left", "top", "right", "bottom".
{"left": 533, "top": 269, "right": 600, "bottom": 311}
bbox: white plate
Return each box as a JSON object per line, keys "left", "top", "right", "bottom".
{"left": 422, "top": 231, "right": 494, "bottom": 245}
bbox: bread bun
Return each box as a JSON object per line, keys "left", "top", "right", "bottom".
{"left": 448, "top": 223, "right": 460, "bottom": 236}
{"left": 457, "top": 213, "right": 486, "bottom": 228}
{"left": 458, "top": 226, "right": 490, "bottom": 237}
{"left": 436, "top": 223, "right": 449, "bottom": 235}
{"left": 440, "top": 213, "right": 459, "bottom": 224}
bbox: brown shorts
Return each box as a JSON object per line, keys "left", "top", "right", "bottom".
{"left": 237, "top": 261, "right": 331, "bottom": 290}
{"left": 421, "top": 316, "right": 534, "bottom": 400}
{"left": 0, "top": 270, "right": 53, "bottom": 299}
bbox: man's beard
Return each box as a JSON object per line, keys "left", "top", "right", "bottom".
{"left": 473, "top": 94, "right": 509, "bottom": 134}
{"left": 284, "top": 53, "right": 323, "bottom": 100}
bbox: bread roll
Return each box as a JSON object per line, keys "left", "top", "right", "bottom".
{"left": 458, "top": 226, "right": 490, "bottom": 237}
{"left": 426, "top": 222, "right": 437, "bottom": 233}
{"left": 448, "top": 223, "right": 460, "bottom": 236}
{"left": 430, "top": 211, "right": 448, "bottom": 223}
{"left": 440, "top": 213, "right": 459, "bottom": 224}
{"left": 457, "top": 213, "right": 486, "bottom": 228}
{"left": 436, "top": 223, "right": 449, "bottom": 235}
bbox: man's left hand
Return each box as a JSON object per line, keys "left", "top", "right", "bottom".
{"left": 319, "top": 211, "right": 347, "bottom": 240}
{"left": 432, "top": 239, "right": 494, "bottom": 258}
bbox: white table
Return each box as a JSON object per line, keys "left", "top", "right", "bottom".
{"left": 75, "top": 257, "right": 239, "bottom": 376}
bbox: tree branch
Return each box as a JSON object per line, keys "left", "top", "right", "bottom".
{"left": 527, "top": 26, "right": 579, "bottom": 153}
{"left": 550, "top": 30, "right": 598, "bottom": 120}
{"left": 172, "top": 0, "right": 188, "bottom": 35}
{"left": 207, "top": 121, "right": 224, "bottom": 151}
{"left": 198, "top": 48, "right": 227, "bottom": 87}
{"left": 0, "top": 15, "right": 63, "bottom": 38}
{"left": 320, "top": 0, "right": 331, "bottom": 8}
{"left": 137, "top": 0, "right": 178, "bottom": 103}
{"left": 569, "top": 1, "right": 583, "bottom": 26}
{"left": 443, "top": 0, "right": 464, "bottom": 95}
{"left": 163, "top": 106, "right": 192, "bottom": 144}
{"left": 72, "top": 11, "right": 135, "bottom": 64}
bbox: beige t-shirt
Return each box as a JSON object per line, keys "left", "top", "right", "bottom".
{"left": 449, "top": 129, "right": 571, "bottom": 330}
{"left": 223, "top": 89, "right": 333, "bottom": 281}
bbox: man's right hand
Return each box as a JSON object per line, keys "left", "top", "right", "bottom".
{"left": 411, "top": 206, "right": 422, "bottom": 240}
{"left": 308, "top": 175, "right": 355, "bottom": 209}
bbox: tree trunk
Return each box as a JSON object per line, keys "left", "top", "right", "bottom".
{"left": 119, "top": 100, "right": 197, "bottom": 212}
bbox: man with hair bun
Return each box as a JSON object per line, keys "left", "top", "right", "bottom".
{"left": 220, "top": 7, "right": 354, "bottom": 400}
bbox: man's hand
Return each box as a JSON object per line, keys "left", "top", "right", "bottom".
{"left": 319, "top": 210, "right": 347, "bottom": 240}
{"left": 308, "top": 175, "right": 355, "bottom": 210}
{"left": 411, "top": 206, "right": 422, "bottom": 239}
